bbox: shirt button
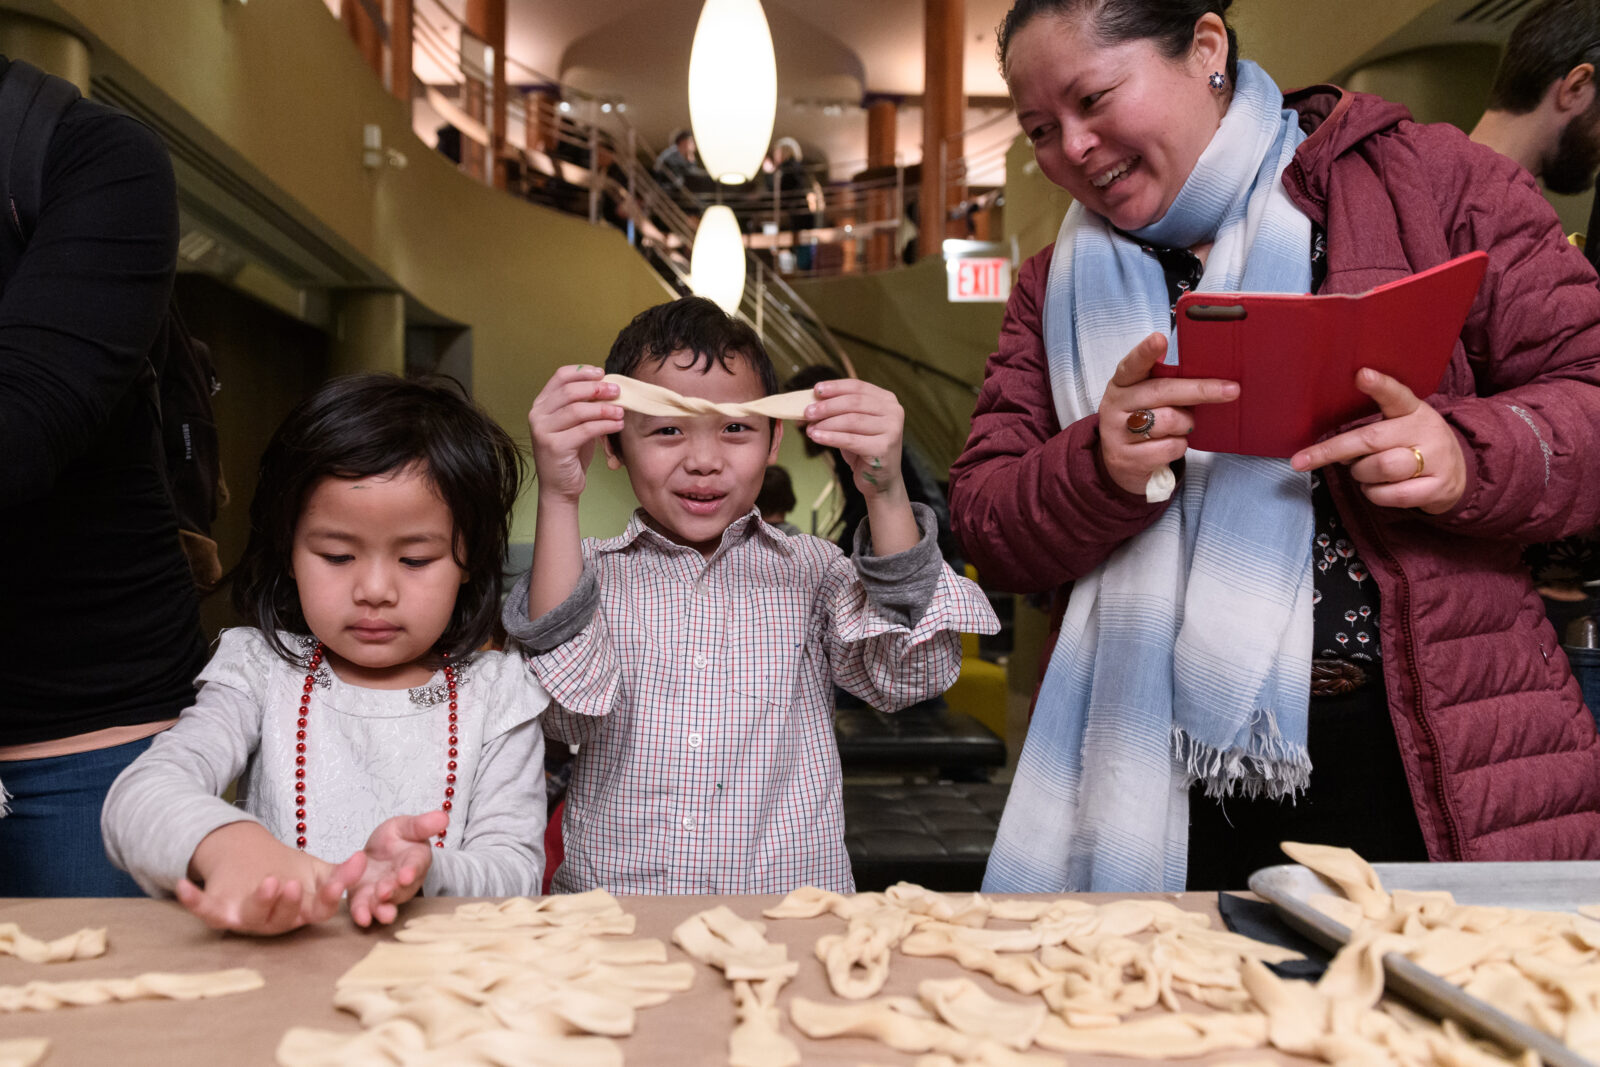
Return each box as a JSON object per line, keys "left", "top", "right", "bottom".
{"left": 682, "top": 815, "right": 697, "bottom": 831}
{"left": 693, "top": 652, "right": 707, "bottom": 669}
{"left": 688, "top": 732, "right": 703, "bottom": 749}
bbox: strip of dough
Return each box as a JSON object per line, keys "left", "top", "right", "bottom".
{"left": 602, "top": 375, "right": 815, "bottom": 421}
{"left": 917, "top": 978, "right": 1047, "bottom": 1050}
{"left": 0, "top": 967, "right": 263, "bottom": 1012}
{"left": 0, "top": 1039, "right": 48, "bottom": 1067}
{"left": 0, "top": 923, "right": 106, "bottom": 963}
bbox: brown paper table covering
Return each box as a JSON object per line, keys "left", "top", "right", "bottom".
{"left": 0, "top": 892, "right": 1312, "bottom": 1065}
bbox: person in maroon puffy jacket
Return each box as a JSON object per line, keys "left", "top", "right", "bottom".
{"left": 952, "top": 0, "right": 1600, "bottom": 891}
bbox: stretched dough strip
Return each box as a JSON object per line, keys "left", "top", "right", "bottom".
{"left": 0, "top": 923, "right": 106, "bottom": 963}
{"left": 0, "top": 1039, "right": 48, "bottom": 1067}
{"left": 603, "top": 374, "right": 815, "bottom": 421}
{"left": 0, "top": 967, "right": 263, "bottom": 1012}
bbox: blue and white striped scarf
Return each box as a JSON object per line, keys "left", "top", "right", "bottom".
{"left": 984, "top": 61, "right": 1315, "bottom": 893}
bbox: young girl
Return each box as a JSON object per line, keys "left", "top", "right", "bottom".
{"left": 103, "top": 374, "right": 558, "bottom": 935}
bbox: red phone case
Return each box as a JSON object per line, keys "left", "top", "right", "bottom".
{"left": 1151, "top": 251, "right": 1488, "bottom": 457}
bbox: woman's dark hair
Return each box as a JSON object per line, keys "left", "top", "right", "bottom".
{"left": 1488, "top": 0, "right": 1600, "bottom": 113}
{"left": 997, "top": 0, "right": 1238, "bottom": 87}
{"left": 230, "top": 373, "right": 524, "bottom": 667}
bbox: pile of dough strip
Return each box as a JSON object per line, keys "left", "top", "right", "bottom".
{"left": 0, "top": 920, "right": 262, "bottom": 1067}
{"left": 275, "top": 889, "right": 694, "bottom": 1067}
{"left": 761, "top": 848, "right": 1600, "bottom": 1067}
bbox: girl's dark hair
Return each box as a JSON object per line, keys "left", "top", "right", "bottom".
{"left": 230, "top": 373, "right": 524, "bottom": 667}
{"left": 997, "top": 0, "right": 1238, "bottom": 87}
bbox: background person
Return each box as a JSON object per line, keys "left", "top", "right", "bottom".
{"left": 949, "top": 0, "right": 1600, "bottom": 893}
{"left": 1470, "top": 0, "right": 1600, "bottom": 196}
{"left": 757, "top": 464, "right": 803, "bottom": 536}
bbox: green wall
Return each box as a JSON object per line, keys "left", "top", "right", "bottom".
{"left": 28, "top": 0, "right": 668, "bottom": 542}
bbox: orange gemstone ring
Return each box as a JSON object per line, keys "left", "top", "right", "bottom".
{"left": 1126, "top": 409, "right": 1156, "bottom": 438}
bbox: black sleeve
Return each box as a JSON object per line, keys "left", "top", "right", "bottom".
{"left": 0, "top": 102, "right": 178, "bottom": 503}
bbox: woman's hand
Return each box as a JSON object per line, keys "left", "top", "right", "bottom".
{"left": 527, "top": 365, "right": 625, "bottom": 504}
{"left": 1098, "top": 333, "right": 1240, "bottom": 497}
{"left": 1290, "top": 368, "right": 1466, "bottom": 514}
{"left": 177, "top": 822, "right": 365, "bottom": 936}
{"left": 346, "top": 810, "right": 448, "bottom": 927}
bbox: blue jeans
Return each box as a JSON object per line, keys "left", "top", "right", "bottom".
{"left": 0, "top": 736, "right": 154, "bottom": 897}
{"left": 1567, "top": 645, "right": 1600, "bottom": 730}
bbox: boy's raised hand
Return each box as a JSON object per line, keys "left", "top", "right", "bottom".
{"left": 804, "top": 378, "right": 907, "bottom": 498}
{"left": 177, "top": 821, "right": 365, "bottom": 936}
{"left": 346, "top": 810, "right": 449, "bottom": 927}
{"left": 805, "top": 379, "right": 921, "bottom": 556}
{"left": 528, "top": 365, "right": 625, "bottom": 503}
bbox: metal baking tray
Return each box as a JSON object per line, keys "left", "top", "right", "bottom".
{"left": 1249, "top": 861, "right": 1600, "bottom": 1067}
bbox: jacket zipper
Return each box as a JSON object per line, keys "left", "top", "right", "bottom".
{"left": 1347, "top": 485, "right": 1468, "bottom": 861}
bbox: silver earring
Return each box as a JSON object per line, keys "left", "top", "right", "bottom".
{"left": 1208, "top": 71, "right": 1226, "bottom": 91}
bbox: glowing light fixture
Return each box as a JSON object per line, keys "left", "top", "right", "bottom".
{"left": 687, "top": 0, "right": 777, "bottom": 183}
{"left": 689, "top": 205, "right": 747, "bottom": 314}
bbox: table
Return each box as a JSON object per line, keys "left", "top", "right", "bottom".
{"left": 0, "top": 892, "right": 1309, "bottom": 1066}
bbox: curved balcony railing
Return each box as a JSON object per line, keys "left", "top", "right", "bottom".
{"left": 354, "top": 0, "right": 1011, "bottom": 378}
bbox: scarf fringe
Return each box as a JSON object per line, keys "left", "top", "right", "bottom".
{"left": 1172, "top": 722, "right": 1311, "bottom": 802}
{"left": 0, "top": 776, "right": 10, "bottom": 819}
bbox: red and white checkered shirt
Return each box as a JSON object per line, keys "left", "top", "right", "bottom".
{"left": 524, "top": 509, "right": 998, "bottom": 895}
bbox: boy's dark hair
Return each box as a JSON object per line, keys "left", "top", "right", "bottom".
{"left": 230, "top": 373, "right": 523, "bottom": 667}
{"left": 606, "top": 295, "right": 779, "bottom": 394}
{"left": 1488, "top": 0, "right": 1600, "bottom": 113}
{"left": 604, "top": 296, "right": 779, "bottom": 454}
{"left": 756, "top": 465, "right": 797, "bottom": 516}
{"left": 996, "top": 0, "right": 1238, "bottom": 88}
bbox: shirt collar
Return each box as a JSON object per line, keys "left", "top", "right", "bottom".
{"left": 595, "top": 508, "right": 796, "bottom": 559}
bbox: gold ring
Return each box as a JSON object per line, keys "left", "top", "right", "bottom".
{"left": 1409, "top": 446, "right": 1425, "bottom": 480}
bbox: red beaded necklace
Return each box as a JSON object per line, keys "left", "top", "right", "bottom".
{"left": 294, "top": 643, "right": 459, "bottom": 850}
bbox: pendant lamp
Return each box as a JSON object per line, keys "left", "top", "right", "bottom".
{"left": 689, "top": 205, "right": 747, "bottom": 314}
{"left": 687, "top": 0, "right": 777, "bottom": 183}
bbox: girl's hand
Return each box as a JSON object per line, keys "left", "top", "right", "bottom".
{"left": 346, "top": 810, "right": 449, "bottom": 927}
{"left": 1098, "top": 333, "right": 1240, "bottom": 497}
{"left": 528, "top": 365, "right": 625, "bottom": 503}
{"left": 804, "top": 378, "right": 907, "bottom": 498}
{"left": 1290, "top": 368, "right": 1466, "bottom": 514}
{"left": 177, "top": 822, "right": 365, "bottom": 936}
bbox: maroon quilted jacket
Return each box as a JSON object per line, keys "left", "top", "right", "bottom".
{"left": 949, "top": 86, "right": 1600, "bottom": 861}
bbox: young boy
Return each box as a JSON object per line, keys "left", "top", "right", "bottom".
{"left": 504, "top": 296, "right": 998, "bottom": 893}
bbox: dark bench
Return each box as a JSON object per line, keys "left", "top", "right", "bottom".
{"left": 832, "top": 704, "right": 1006, "bottom": 776}
{"left": 843, "top": 782, "right": 1009, "bottom": 891}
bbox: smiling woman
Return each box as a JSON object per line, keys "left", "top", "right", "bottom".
{"left": 949, "top": 0, "right": 1600, "bottom": 894}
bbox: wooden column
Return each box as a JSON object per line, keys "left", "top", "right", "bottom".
{"left": 388, "top": 0, "right": 413, "bottom": 104}
{"left": 0, "top": 12, "right": 90, "bottom": 92}
{"left": 866, "top": 97, "right": 898, "bottom": 272}
{"left": 466, "top": 0, "right": 508, "bottom": 190}
{"left": 341, "top": 0, "right": 383, "bottom": 80}
{"left": 918, "top": 0, "right": 965, "bottom": 260}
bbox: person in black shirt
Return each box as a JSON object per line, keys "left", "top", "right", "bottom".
{"left": 0, "top": 58, "right": 207, "bottom": 896}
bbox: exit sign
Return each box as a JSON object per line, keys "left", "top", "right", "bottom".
{"left": 947, "top": 257, "right": 1011, "bottom": 303}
